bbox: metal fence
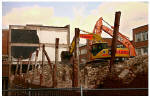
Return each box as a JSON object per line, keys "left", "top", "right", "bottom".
{"left": 2, "top": 87, "right": 148, "bottom": 96}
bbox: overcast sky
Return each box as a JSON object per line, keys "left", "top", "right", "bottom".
{"left": 2, "top": 1, "right": 148, "bottom": 42}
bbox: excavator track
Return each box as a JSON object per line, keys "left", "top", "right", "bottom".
{"left": 85, "top": 59, "right": 109, "bottom": 67}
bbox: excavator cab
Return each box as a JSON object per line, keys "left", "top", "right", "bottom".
{"left": 90, "top": 42, "right": 108, "bottom": 56}
{"left": 90, "top": 42, "right": 130, "bottom": 60}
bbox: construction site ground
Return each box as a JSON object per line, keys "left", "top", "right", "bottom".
{"left": 8, "top": 55, "right": 148, "bottom": 96}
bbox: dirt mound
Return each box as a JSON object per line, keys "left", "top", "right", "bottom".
{"left": 25, "top": 55, "right": 148, "bottom": 88}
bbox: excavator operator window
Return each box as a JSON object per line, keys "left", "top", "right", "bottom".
{"left": 102, "top": 43, "right": 108, "bottom": 49}
{"left": 91, "top": 44, "right": 103, "bottom": 56}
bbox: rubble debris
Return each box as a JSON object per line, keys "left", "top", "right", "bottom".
{"left": 21, "top": 55, "right": 148, "bottom": 89}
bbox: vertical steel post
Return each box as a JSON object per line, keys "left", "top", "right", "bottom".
{"left": 109, "top": 11, "right": 121, "bottom": 72}
{"left": 53, "top": 38, "right": 59, "bottom": 88}
{"left": 72, "top": 28, "right": 80, "bottom": 87}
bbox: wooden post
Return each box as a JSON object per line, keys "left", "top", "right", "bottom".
{"left": 72, "top": 28, "right": 80, "bottom": 87}
{"left": 109, "top": 11, "right": 121, "bottom": 72}
{"left": 53, "top": 38, "right": 59, "bottom": 88}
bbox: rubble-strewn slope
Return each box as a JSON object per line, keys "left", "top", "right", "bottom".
{"left": 26, "top": 55, "right": 148, "bottom": 88}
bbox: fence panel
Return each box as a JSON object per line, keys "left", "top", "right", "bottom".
{"left": 2, "top": 87, "right": 148, "bottom": 96}
{"left": 2, "top": 88, "right": 81, "bottom": 96}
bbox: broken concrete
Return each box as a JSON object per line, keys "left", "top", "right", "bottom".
{"left": 17, "top": 55, "right": 148, "bottom": 89}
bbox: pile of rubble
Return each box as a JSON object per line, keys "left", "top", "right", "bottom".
{"left": 25, "top": 55, "right": 148, "bottom": 88}
{"left": 25, "top": 63, "right": 72, "bottom": 88}
{"left": 57, "top": 63, "right": 72, "bottom": 88}
{"left": 112, "top": 55, "right": 148, "bottom": 84}
{"left": 80, "top": 61, "right": 109, "bottom": 88}
{"left": 81, "top": 55, "right": 148, "bottom": 88}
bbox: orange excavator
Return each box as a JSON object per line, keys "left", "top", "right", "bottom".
{"left": 61, "top": 17, "right": 136, "bottom": 63}
{"left": 92, "top": 17, "right": 136, "bottom": 57}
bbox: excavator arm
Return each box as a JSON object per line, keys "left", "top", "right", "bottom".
{"left": 61, "top": 29, "right": 104, "bottom": 63}
{"left": 69, "top": 31, "right": 103, "bottom": 55}
{"left": 93, "top": 17, "right": 136, "bottom": 57}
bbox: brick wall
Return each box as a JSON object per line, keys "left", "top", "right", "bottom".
{"left": 132, "top": 24, "right": 148, "bottom": 55}
{"left": 2, "top": 29, "right": 9, "bottom": 56}
{"left": 133, "top": 24, "right": 148, "bottom": 48}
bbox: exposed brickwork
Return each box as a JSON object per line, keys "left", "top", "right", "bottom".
{"left": 2, "top": 29, "right": 9, "bottom": 55}
{"left": 132, "top": 25, "right": 148, "bottom": 48}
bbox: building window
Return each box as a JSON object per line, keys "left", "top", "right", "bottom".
{"left": 142, "top": 47, "right": 148, "bottom": 55}
{"left": 135, "top": 33, "right": 142, "bottom": 42}
{"left": 136, "top": 48, "right": 142, "bottom": 55}
{"left": 135, "top": 31, "right": 148, "bottom": 42}
{"left": 117, "top": 45, "right": 125, "bottom": 48}
{"left": 142, "top": 31, "right": 148, "bottom": 41}
{"left": 136, "top": 47, "right": 148, "bottom": 55}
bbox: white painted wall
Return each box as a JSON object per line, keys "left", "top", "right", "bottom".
{"left": 10, "top": 25, "right": 69, "bottom": 62}
{"left": 37, "top": 30, "right": 67, "bottom": 44}
{"left": 33, "top": 28, "right": 68, "bottom": 61}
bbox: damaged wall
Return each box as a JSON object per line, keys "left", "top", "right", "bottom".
{"left": 9, "top": 24, "right": 70, "bottom": 62}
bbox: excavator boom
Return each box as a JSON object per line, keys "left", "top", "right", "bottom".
{"left": 93, "top": 17, "right": 136, "bottom": 57}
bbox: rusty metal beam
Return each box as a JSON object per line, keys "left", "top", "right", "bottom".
{"left": 42, "top": 45, "right": 45, "bottom": 69}
{"left": 41, "top": 44, "right": 45, "bottom": 86}
{"left": 43, "top": 45, "right": 52, "bottom": 71}
{"left": 66, "top": 25, "right": 70, "bottom": 51}
{"left": 53, "top": 38, "right": 59, "bottom": 88}
{"left": 72, "top": 28, "right": 80, "bottom": 87}
{"left": 109, "top": 11, "right": 121, "bottom": 72}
